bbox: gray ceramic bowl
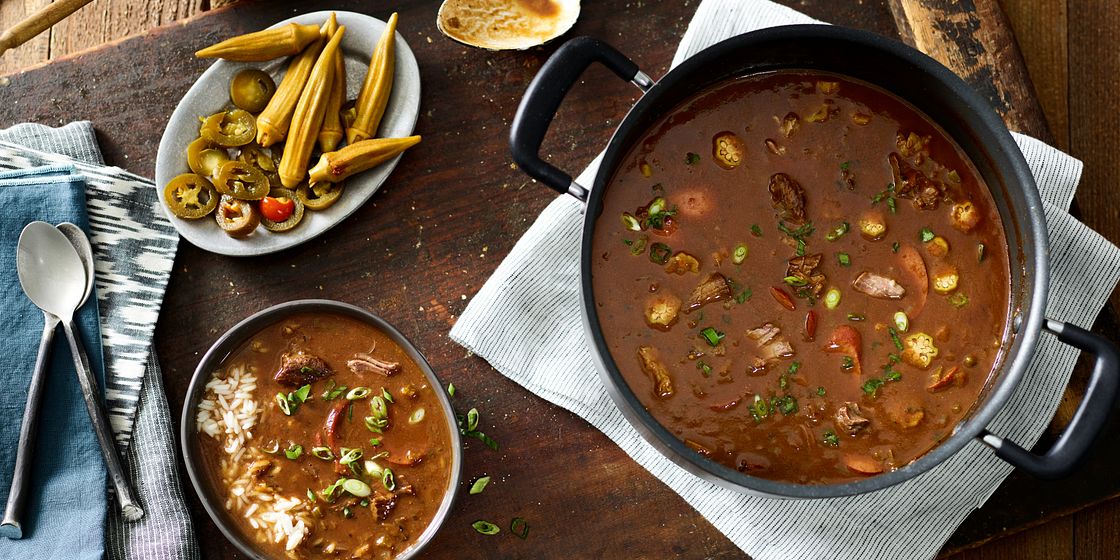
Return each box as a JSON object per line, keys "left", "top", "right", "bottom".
{"left": 180, "top": 299, "right": 461, "bottom": 559}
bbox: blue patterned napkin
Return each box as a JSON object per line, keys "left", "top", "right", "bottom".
{"left": 0, "top": 165, "right": 107, "bottom": 559}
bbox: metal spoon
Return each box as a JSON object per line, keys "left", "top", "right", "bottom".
{"left": 1, "top": 222, "right": 98, "bottom": 539}
{"left": 12, "top": 222, "right": 143, "bottom": 524}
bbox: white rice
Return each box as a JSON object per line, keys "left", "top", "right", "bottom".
{"left": 197, "top": 364, "right": 312, "bottom": 553}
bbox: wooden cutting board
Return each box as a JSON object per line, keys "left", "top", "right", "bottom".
{"left": 0, "top": 0, "right": 1116, "bottom": 557}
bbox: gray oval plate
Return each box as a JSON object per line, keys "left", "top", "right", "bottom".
{"left": 155, "top": 11, "right": 420, "bottom": 256}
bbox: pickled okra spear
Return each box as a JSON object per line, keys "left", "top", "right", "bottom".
{"left": 318, "top": 13, "right": 346, "bottom": 153}
{"left": 347, "top": 12, "right": 398, "bottom": 144}
{"left": 279, "top": 25, "right": 346, "bottom": 187}
{"left": 308, "top": 136, "right": 421, "bottom": 184}
{"left": 257, "top": 29, "right": 327, "bottom": 147}
{"left": 196, "top": 23, "right": 322, "bottom": 61}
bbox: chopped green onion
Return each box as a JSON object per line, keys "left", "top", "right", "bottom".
{"left": 948, "top": 293, "right": 970, "bottom": 308}
{"left": 293, "top": 384, "right": 311, "bottom": 403}
{"left": 920, "top": 227, "right": 935, "bottom": 243}
{"left": 977, "top": 243, "right": 986, "bottom": 262}
{"left": 321, "top": 478, "right": 346, "bottom": 500}
{"left": 840, "top": 160, "right": 851, "bottom": 171}
{"left": 824, "top": 288, "right": 842, "bottom": 309}
{"left": 381, "top": 387, "right": 394, "bottom": 403}
{"left": 823, "top": 430, "right": 840, "bottom": 447}
{"left": 648, "top": 197, "right": 667, "bottom": 216}
{"left": 510, "top": 517, "right": 530, "bottom": 539}
{"left": 321, "top": 380, "right": 347, "bottom": 400}
{"left": 751, "top": 394, "right": 770, "bottom": 421}
{"left": 470, "top": 476, "right": 491, "bottom": 495}
{"left": 311, "top": 446, "right": 334, "bottom": 460}
{"left": 276, "top": 393, "right": 293, "bottom": 416}
{"left": 788, "top": 361, "right": 801, "bottom": 375}
{"left": 697, "top": 361, "right": 712, "bottom": 377}
{"left": 260, "top": 440, "right": 280, "bottom": 454}
{"left": 649, "top": 242, "right": 672, "bottom": 264}
{"left": 735, "top": 287, "right": 752, "bottom": 304}
{"left": 825, "top": 222, "right": 849, "bottom": 241}
{"left": 467, "top": 408, "right": 480, "bottom": 432}
{"left": 629, "top": 237, "right": 647, "bottom": 255}
{"left": 783, "top": 275, "right": 808, "bottom": 287}
{"left": 339, "top": 447, "right": 362, "bottom": 465}
{"left": 306, "top": 488, "right": 316, "bottom": 502}
{"left": 817, "top": 386, "right": 826, "bottom": 396}
{"left": 887, "top": 197, "right": 897, "bottom": 213}
{"left": 363, "top": 460, "right": 383, "bottom": 478}
{"left": 893, "top": 311, "right": 909, "bottom": 333}
{"left": 886, "top": 370, "right": 903, "bottom": 382}
{"left": 471, "top": 431, "right": 500, "bottom": 451}
{"left": 382, "top": 468, "right": 396, "bottom": 491}
{"left": 751, "top": 224, "right": 763, "bottom": 237}
{"left": 862, "top": 378, "right": 885, "bottom": 396}
{"left": 473, "top": 520, "right": 500, "bottom": 535}
{"left": 364, "top": 415, "right": 387, "bottom": 432}
{"left": 699, "top": 327, "right": 725, "bottom": 347}
{"left": 284, "top": 443, "right": 303, "bottom": 460}
{"left": 342, "top": 478, "right": 371, "bottom": 498}
{"left": 732, "top": 243, "right": 749, "bottom": 264}
{"left": 887, "top": 326, "right": 904, "bottom": 351}
{"left": 837, "top": 253, "right": 851, "bottom": 267}
{"left": 841, "top": 356, "right": 854, "bottom": 371}
{"left": 370, "top": 396, "right": 389, "bottom": 419}
{"left": 620, "top": 212, "right": 642, "bottom": 231}
{"left": 369, "top": 438, "right": 381, "bottom": 447}
{"left": 342, "top": 507, "right": 353, "bottom": 519}
{"left": 346, "top": 387, "right": 372, "bottom": 400}
{"left": 409, "top": 407, "right": 426, "bottom": 424}
{"left": 685, "top": 152, "right": 701, "bottom": 165}
{"left": 892, "top": 241, "right": 900, "bottom": 253}
{"left": 447, "top": 383, "right": 456, "bottom": 397}
{"left": 847, "top": 313, "right": 866, "bottom": 321}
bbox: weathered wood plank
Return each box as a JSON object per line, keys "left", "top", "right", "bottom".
{"left": 1074, "top": 500, "right": 1120, "bottom": 559}
{"left": 49, "top": 0, "right": 205, "bottom": 58}
{"left": 999, "top": 0, "right": 1069, "bottom": 150}
{"left": 0, "top": 0, "right": 53, "bottom": 75}
{"left": 949, "top": 516, "right": 1073, "bottom": 560}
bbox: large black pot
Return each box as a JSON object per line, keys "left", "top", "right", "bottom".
{"left": 509, "top": 26, "right": 1120, "bottom": 498}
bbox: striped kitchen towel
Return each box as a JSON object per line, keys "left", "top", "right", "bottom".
{"left": 0, "top": 121, "right": 198, "bottom": 559}
{"left": 449, "top": 1, "right": 1120, "bottom": 559}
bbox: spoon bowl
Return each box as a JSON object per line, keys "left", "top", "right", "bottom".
{"left": 16, "top": 222, "right": 86, "bottom": 321}
{"left": 57, "top": 222, "right": 94, "bottom": 307}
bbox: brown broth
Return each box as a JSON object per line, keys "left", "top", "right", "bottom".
{"left": 197, "top": 312, "right": 452, "bottom": 558}
{"left": 591, "top": 71, "right": 1010, "bottom": 484}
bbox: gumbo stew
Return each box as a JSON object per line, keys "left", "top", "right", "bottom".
{"left": 195, "top": 312, "right": 452, "bottom": 558}
{"left": 591, "top": 71, "right": 1011, "bottom": 484}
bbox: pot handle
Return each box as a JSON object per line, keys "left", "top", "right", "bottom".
{"left": 979, "top": 319, "right": 1120, "bottom": 478}
{"left": 510, "top": 37, "right": 653, "bottom": 202}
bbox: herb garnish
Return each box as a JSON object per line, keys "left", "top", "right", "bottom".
{"left": 697, "top": 361, "right": 712, "bottom": 377}
{"left": 871, "top": 183, "right": 897, "bottom": 212}
{"left": 751, "top": 224, "right": 763, "bottom": 237}
{"left": 778, "top": 220, "right": 815, "bottom": 256}
{"left": 685, "top": 152, "right": 701, "bottom": 165}
{"left": 823, "top": 430, "right": 840, "bottom": 447}
{"left": 473, "top": 520, "right": 500, "bottom": 535}
{"left": 861, "top": 378, "right": 885, "bottom": 397}
{"left": 470, "top": 476, "right": 491, "bottom": 495}
{"left": 284, "top": 443, "right": 303, "bottom": 460}
{"left": 977, "top": 243, "right": 986, "bottom": 262}
{"left": 699, "top": 327, "right": 725, "bottom": 347}
{"left": 649, "top": 242, "right": 672, "bottom": 264}
{"left": 948, "top": 293, "right": 970, "bottom": 308}
{"left": 892, "top": 241, "right": 900, "bottom": 253}
{"left": 817, "top": 386, "right": 826, "bottom": 397}
{"left": 839, "top": 160, "right": 851, "bottom": 171}
{"left": 511, "top": 517, "right": 530, "bottom": 539}
{"left": 837, "top": 252, "right": 851, "bottom": 267}
{"left": 919, "top": 227, "right": 935, "bottom": 243}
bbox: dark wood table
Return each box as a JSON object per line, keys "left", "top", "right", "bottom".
{"left": 1, "top": 0, "right": 1118, "bottom": 558}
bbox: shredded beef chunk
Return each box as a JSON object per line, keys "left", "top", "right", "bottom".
{"left": 835, "top": 402, "right": 870, "bottom": 434}
{"left": 686, "top": 272, "right": 732, "bottom": 311}
{"left": 786, "top": 253, "right": 826, "bottom": 298}
{"left": 273, "top": 350, "right": 333, "bottom": 386}
{"left": 768, "top": 172, "right": 807, "bottom": 224}
{"left": 347, "top": 353, "right": 401, "bottom": 376}
{"left": 889, "top": 152, "right": 944, "bottom": 209}
{"left": 851, "top": 271, "right": 906, "bottom": 299}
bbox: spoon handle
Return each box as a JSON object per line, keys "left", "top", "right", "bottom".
{"left": 59, "top": 319, "right": 144, "bottom": 522}
{"left": 0, "top": 311, "right": 60, "bottom": 539}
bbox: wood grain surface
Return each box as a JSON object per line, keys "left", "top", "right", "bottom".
{"left": 0, "top": 0, "right": 1118, "bottom": 558}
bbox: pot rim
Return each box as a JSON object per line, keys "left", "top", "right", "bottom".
{"left": 578, "top": 24, "right": 1049, "bottom": 498}
{"left": 179, "top": 299, "right": 463, "bottom": 557}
